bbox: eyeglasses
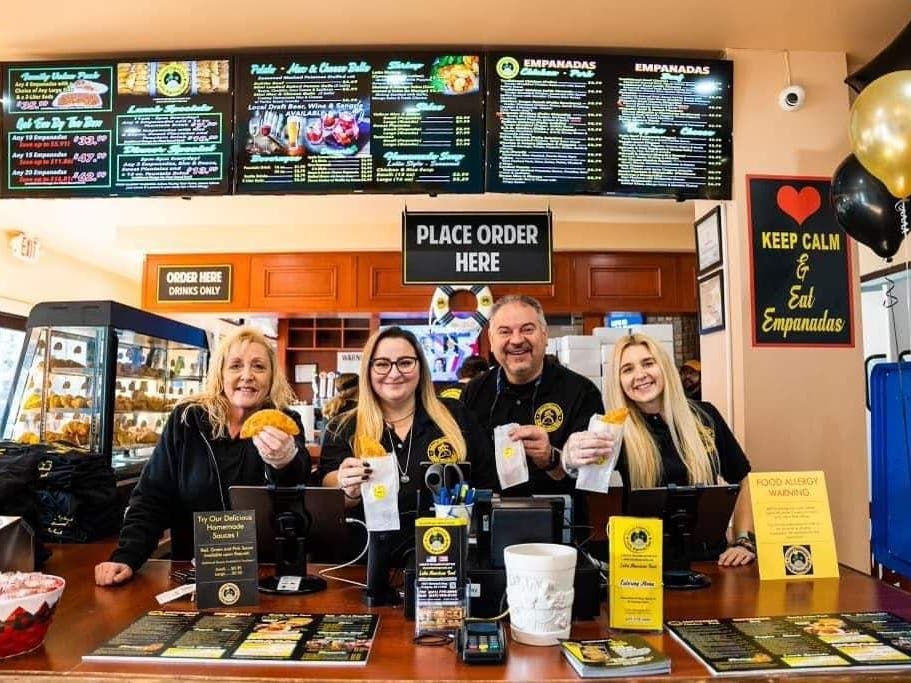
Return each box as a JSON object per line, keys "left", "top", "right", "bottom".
{"left": 370, "top": 356, "right": 419, "bottom": 375}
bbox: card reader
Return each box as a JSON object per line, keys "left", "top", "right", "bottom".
{"left": 458, "top": 621, "right": 507, "bottom": 664}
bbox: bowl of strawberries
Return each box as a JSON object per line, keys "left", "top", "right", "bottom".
{"left": 0, "top": 572, "right": 65, "bottom": 659}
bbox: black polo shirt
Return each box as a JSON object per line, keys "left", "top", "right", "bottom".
{"left": 318, "top": 397, "right": 497, "bottom": 515}
{"left": 615, "top": 401, "right": 751, "bottom": 558}
{"left": 460, "top": 358, "right": 604, "bottom": 501}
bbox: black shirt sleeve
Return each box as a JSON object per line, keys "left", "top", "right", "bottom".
{"left": 110, "top": 410, "right": 183, "bottom": 570}
{"left": 696, "top": 401, "right": 751, "bottom": 484}
{"left": 442, "top": 397, "right": 499, "bottom": 492}
{"left": 317, "top": 417, "right": 355, "bottom": 485}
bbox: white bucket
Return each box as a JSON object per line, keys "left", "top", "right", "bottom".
{"left": 503, "top": 543, "right": 577, "bottom": 646}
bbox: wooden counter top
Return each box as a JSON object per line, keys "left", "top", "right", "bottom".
{"left": 3, "top": 541, "right": 911, "bottom": 681}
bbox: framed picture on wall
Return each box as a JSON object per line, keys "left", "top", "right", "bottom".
{"left": 698, "top": 271, "right": 725, "bottom": 334}
{"left": 695, "top": 206, "right": 723, "bottom": 276}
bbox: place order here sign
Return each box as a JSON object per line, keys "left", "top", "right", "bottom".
{"left": 401, "top": 210, "right": 553, "bottom": 284}
{"left": 156, "top": 265, "right": 233, "bottom": 303}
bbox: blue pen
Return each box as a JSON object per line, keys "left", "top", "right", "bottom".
{"left": 465, "top": 488, "right": 475, "bottom": 505}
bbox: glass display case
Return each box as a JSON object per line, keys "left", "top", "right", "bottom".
{"left": 1, "top": 301, "right": 209, "bottom": 481}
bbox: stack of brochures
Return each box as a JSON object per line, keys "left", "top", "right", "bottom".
{"left": 560, "top": 635, "right": 670, "bottom": 678}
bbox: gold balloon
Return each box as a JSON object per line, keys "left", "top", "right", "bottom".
{"left": 849, "top": 70, "right": 911, "bottom": 199}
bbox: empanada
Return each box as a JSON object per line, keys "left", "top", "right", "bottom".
{"left": 601, "top": 407, "right": 629, "bottom": 425}
{"left": 355, "top": 434, "right": 386, "bottom": 457}
{"left": 240, "top": 409, "right": 300, "bottom": 439}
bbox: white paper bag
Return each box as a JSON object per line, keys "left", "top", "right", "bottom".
{"left": 361, "top": 454, "right": 401, "bottom": 531}
{"left": 575, "top": 413, "right": 625, "bottom": 493}
{"left": 494, "top": 423, "right": 530, "bottom": 490}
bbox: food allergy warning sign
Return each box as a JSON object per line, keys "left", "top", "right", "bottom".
{"left": 157, "top": 264, "right": 232, "bottom": 303}
{"left": 402, "top": 210, "right": 552, "bottom": 284}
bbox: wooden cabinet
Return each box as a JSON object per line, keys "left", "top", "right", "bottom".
{"left": 249, "top": 254, "right": 357, "bottom": 312}
{"left": 356, "top": 252, "right": 436, "bottom": 310}
{"left": 571, "top": 252, "right": 695, "bottom": 313}
{"left": 145, "top": 251, "right": 698, "bottom": 315}
{"left": 277, "top": 316, "right": 373, "bottom": 401}
{"left": 285, "top": 316, "right": 371, "bottom": 350}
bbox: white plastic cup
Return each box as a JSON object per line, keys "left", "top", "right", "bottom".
{"left": 434, "top": 503, "right": 473, "bottom": 522}
{"left": 504, "top": 543, "right": 577, "bottom": 646}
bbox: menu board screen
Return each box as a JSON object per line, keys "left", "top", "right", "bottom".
{"left": 234, "top": 53, "right": 483, "bottom": 194}
{"left": 486, "top": 54, "right": 606, "bottom": 194}
{"left": 1, "top": 59, "right": 233, "bottom": 197}
{"left": 486, "top": 52, "right": 732, "bottom": 199}
{"left": 608, "top": 56, "right": 732, "bottom": 199}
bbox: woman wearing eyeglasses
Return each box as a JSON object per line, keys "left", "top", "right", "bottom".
{"left": 319, "top": 326, "right": 497, "bottom": 513}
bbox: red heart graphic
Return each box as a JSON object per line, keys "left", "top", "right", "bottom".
{"left": 776, "top": 186, "right": 821, "bottom": 226}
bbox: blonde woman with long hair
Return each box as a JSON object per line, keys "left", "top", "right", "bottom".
{"left": 96, "top": 327, "right": 310, "bottom": 586}
{"left": 320, "top": 327, "right": 496, "bottom": 512}
{"left": 605, "top": 333, "right": 755, "bottom": 567}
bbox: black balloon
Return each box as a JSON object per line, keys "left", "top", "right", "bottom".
{"left": 846, "top": 19, "right": 911, "bottom": 93}
{"left": 831, "top": 154, "right": 907, "bottom": 260}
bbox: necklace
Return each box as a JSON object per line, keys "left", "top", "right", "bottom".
{"left": 383, "top": 409, "right": 415, "bottom": 424}
{"left": 386, "top": 424, "right": 414, "bottom": 484}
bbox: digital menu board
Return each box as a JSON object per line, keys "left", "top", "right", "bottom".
{"left": 234, "top": 53, "right": 484, "bottom": 194}
{"left": 1, "top": 59, "right": 233, "bottom": 197}
{"left": 486, "top": 52, "right": 732, "bottom": 199}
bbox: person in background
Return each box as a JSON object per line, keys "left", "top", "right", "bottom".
{"left": 680, "top": 359, "right": 702, "bottom": 401}
{"left": 590, "top": 333, "right": 754, "bottom": 566}
{"left": 319, "top": 326, "right": 497, "bottom": 515}
{"left": 461, "top": 295, "right": 611, "bottom": 537}
{"left": 322, "top": 372, "right": 359, "bottom": 421}
{"left": 439, "top": 354, "right": 490, "bottom": 400}
{"left": 95, "top": 327, "right": 309, "bottom": 586}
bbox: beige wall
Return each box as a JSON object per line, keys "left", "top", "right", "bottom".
{"left": 700, "top": 50, "right": 869, "bottom": 571}
{"left": 0, "top": 237, "right": 139, "bottom": 311}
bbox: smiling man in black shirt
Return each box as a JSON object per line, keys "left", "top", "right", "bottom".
{"left": 461, "top": 295, "right": 609, "bottom": 534}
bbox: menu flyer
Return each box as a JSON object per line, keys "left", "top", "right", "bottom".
{"left": 667, "top": 612, "right": 911, "bottom": 676}
{"left": 83, "top": 611, "right": 379, "bottom": 665}
{"left": 234, "top": 52, "right": 483, "bottom": 194}
{"left": 608, "top": 515, "right": 663, "bottom": 631}
{"left": 2, "top": 59, "right": 233, "bottom": 197}
{"left": 486, "top": 51, "right": 732, "bottom": 199}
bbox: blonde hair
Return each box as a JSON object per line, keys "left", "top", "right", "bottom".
{"left": 339, "top": 327, "right": 466, "bottom": 461}
{"left": 183, "top": 326, "right": 296, "bottom": 439}
{"left": 606, "top": 333, "right": 718, "bottom": 489}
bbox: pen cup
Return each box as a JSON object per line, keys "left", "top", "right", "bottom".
{"left": 434, "top": 503, "right": 473, "bottom": 522}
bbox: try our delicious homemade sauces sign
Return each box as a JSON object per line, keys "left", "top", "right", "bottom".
{"left": 157, "top": 265, "right": 232, "bottom": 303}
{"left": 748, "top": 176, "right": 853, "bottom": 346}
{"left": 402, "top": 210, "right": 552, "bottom": 284}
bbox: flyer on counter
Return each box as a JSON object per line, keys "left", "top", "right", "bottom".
{"left": 748, "top": 471, "right": 839, "bottom": 580}
{"left": 667, "top": 612, "right": 911, "bottom": 676}
{"left": 607, "top": 515, "right": 663, "bottom": 631}
{"left": 83, "top": 612, "right": 379, "bottom": 666}
{"left": 193, "top": 509, "right": 259, "bottom": 609}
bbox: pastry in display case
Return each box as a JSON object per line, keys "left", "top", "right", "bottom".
{"left": 0, "top": 301, "right": 209, "bottom": 482}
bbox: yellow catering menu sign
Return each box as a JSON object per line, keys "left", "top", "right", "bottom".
{"left": 749, "top": 471, "right": 839, "bottom": 580}
{"left": 608, "top": 516, "right": 663, "bottom": 631}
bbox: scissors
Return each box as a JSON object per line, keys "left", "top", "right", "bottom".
{"left": 424, "top": 463, "right": 465, "bottom": 503}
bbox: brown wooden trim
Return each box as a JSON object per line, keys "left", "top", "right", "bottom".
{"left": 861, "top": 260, "right": 911, "bottom": 283}
{"left": 142, "top": 250, "right": 697, "bottom": 315}
{"left": 0, "top": 312, "right": 26, "bottom": 331}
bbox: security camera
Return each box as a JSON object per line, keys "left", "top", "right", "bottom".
{"left": 778, "top": 85, "right": 806, "bottom": 112}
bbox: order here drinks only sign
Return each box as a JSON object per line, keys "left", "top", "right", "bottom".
{"left": 156, "top": 265, "right": 233, "bottom": 303}
{"left": 402, "top": 211, "right": 553, "bottom": 284}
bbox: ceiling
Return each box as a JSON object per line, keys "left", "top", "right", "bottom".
{"left": 0, "top": 0, "right": 909, "bottom": 284}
